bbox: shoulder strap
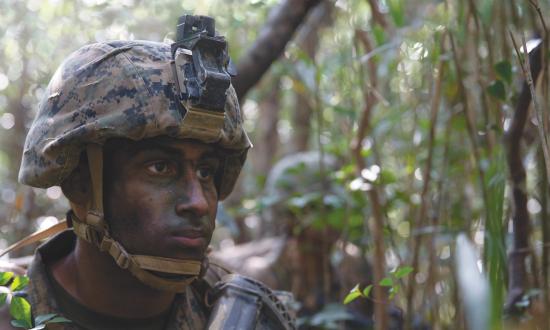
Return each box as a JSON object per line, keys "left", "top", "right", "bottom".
{"left": 191, "top": 260, "right": 232, "bottom": 304}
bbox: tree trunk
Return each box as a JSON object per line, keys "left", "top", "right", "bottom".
{"left": 291, "top": 1, "right": 333, "bottom": 152}
{"left": 251, "top": 77, "right": 282, "bottom": 176}
{"left": 504, "top": 42, "right": 543, "bottom": 312}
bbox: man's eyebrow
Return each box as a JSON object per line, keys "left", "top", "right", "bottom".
{"left": 200, "top": 151, "right": 222, "bottom": 160}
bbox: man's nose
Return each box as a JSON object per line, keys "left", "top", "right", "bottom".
{"left": 174, "top": 174, "right": 210, "bottom": 218}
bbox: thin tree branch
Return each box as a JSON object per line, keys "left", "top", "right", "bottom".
{"left": 233, "top": 0, "right": 324, "bottom": 101}
{"left": 366, "top": 0, "right": 388, "bottom": 28}
{"left": 352, "top": 29, "right": 388, "bottom": 330}
{"left": 406, "top": 32, "right": 446, "bottom": 327}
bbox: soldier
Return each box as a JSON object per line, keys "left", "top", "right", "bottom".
{"left": 212, "top": 152, "right": 403, "bottom": 329}
{"left": 212, "top": 152, "right": 366, "bottom": 326}
{"left": 0, "top": 15, "right": 294, "bottom": 329}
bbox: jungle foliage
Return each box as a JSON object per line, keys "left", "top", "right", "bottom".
{"left": 0, "top": 0, "right": 549, "bottom": 329}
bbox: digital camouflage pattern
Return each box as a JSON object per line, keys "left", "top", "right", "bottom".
{"left": 19, "top": 40, "right": 251, "bottom": 200}
{"left": 262, "top": 151, "right": 346, "bottom": 234}
{"left": 25, "top": 231, "right": 294, "bottom": 330}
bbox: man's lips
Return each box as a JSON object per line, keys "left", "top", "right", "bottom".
{"left": 170, "top": 228, "right": 208, "bottom": 248}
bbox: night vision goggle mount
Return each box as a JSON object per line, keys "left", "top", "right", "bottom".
{"left": 171, "top": 15, "right": 236, "bottom": 135}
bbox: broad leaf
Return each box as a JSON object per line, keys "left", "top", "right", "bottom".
{"left": 379, "top": 277, "right": 393, "bottom": 287}
{"left": 11, "top": 320, "right": 29, "bottom": 329}
{"left": 343, "top": 284, "right": 362, "bottom": 304}
{"left": 343, "top": 291, "right": 361, "bottom": 305}
{"left": 394, "top": 266, "right": 414, "bottom": 279}
{"left": 0, "top": 272, "right": 14, "bottom": 286}
{"left": 35, "top": 313, "right": 57, "bottom": 325}
{"left": 10, "top": 297, "right": 32, "bottom": 328}
{"left": 487, "top": 80, "right": 506, "bottom": 101}
{"left": 494, "top": 61, "right": 512, "bottom": 84}
{"left": 10, "top": 276, "right": 30, "bottom": 292}
{"left": 48, "top": 316, "right": 71, "bottom": 323}
{"left": 362, "top": 284, "right": 373, "bottom": 297}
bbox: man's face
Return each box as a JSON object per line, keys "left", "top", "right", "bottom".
{"left": 103, "top": 137, "right": 220, "bottom": 261}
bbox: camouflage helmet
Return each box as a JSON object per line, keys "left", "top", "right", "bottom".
{"left": 262, "top": 151, "right": 347, "bottom": 235}
{"left": 19, "top": 38, "right": 250, "bottom": 200}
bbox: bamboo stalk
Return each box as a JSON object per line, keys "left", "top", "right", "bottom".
{"left": 352, "top": 29, "right": 388, "bottom": 330}
{"left": 406, "top": 32, "right": 446, "bottom": 328}
{"left": 449, "top": 33, "right": 490, "bottom": 215}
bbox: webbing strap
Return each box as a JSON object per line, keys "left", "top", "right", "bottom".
{"left": 129, "top": 263, "right": 196, "bottom": 292}
{"left": 72, "top": 214, "right": 201, "bottom": 292}
{"left": 72, "top": 218, "right": 102, "bottom": 246}
{"left": 133, "top": 255, "right": 202, "bottom": 274}
{"left": 86, "top": 144, "right": 104, "bottom": 215}
{"left": 0, "top": 220, "right": 68, "bottom": 257}
{"left": 98, "top": 235, "right": 202, "bottom": 275}
{"left": 99, "top": 233, "right": 198, "bottom": 292}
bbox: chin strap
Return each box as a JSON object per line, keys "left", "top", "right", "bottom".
{"left": 70, "top": 211, "right": 203, "bottom": 292}
{"left": 66, "top": 144, "right": 206, "bottom": 293}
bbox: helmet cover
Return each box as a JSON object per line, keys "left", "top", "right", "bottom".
{"left": 19, "top": 40, "right": 251, "bottom": 200}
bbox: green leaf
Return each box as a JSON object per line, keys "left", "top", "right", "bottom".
{"left": 394, "top": 266, "right": 414, "bottom": 279}
{"left": 343, "top": 290, "right": 362, "bottom": 305}
{"left": 0, "top": 293, "right": 6, "bottom": 306}
{"left": 35, "top": 314, "right": 57, "bottom": 325}
{"left": 362, "top": 284, "right": 373, "bottom": 297}
{"left": 343, "top": 284, "right": 362, "bottom": 304}
{"left": 47, "top": 316, "right": 71, "bottom": 323}
{"left": 487, "top": 80, "right": 506, "bottom": 101}
{"left": 379, "top": 277, "right": 393, "bottom": 287}
{"left": 10, "top": 296, "right": 32, "bottom": 328}
{"left": 10, "top": 276, "right": 30, "bottom": 291}
{"left": 387, "top": 0, "right": 405, "bottom": 27}
{"left": 0, "top": 272, "right": 14, "bottom": 286}
{"left": 494, "top": 61, "right": 512, "bottom": 84}
{"left": 10, "top": 320, "right": 29, "bottom": 329}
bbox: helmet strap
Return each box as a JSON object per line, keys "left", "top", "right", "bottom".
{"left": 68, "top": 144, "right": 206, "bottom": 293}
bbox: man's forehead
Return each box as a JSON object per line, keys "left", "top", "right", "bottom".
{"left": 105, "top": 136, "right": 218, "bottom": 159}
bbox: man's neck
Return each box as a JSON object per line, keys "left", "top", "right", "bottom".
{"left": 49, "top": 238, "right": 175, "bottom": 318}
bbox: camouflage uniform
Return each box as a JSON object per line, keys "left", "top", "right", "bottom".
{"left": 27, "top": 232, "right": 224, "bottom": 330}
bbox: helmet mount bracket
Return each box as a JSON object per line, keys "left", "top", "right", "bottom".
{"left": 170, "top": 15, "right": 235, "bottom": 136}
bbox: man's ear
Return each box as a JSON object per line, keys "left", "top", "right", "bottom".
{"left": 60, "top": 152, "right": 92, "bottom": 206}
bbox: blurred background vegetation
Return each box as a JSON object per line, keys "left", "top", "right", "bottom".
{"left": 1, "top": 0, "right": 550, "bottom": 329}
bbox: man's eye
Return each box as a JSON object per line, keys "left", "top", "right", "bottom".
{"left": 147, "top": 162, "right": 173, "bottom": 175}
{"left": 197, "top": 167, "right": 214, "bottom": 180}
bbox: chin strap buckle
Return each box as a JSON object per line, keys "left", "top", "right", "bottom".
{"left": 100, "top": 236, "right": 131, "bottom": 270}
{"left": 69, "top": 211, "right": 102, "bottom": 247}
{"left": 85, "top": 210, "right": 106, "bottom": 230}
